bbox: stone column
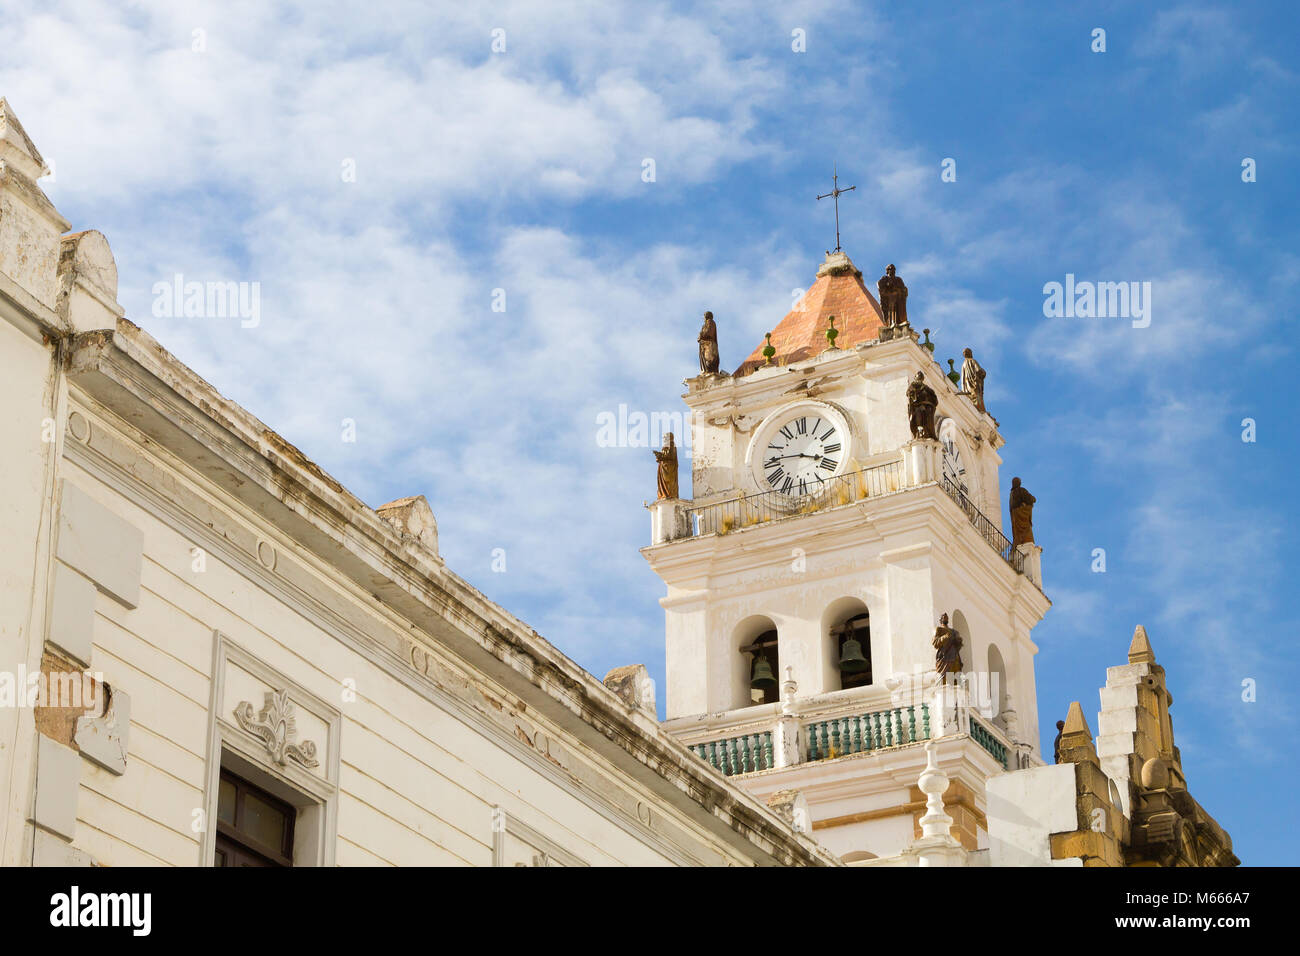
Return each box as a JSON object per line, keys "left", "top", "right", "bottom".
{"left": 1018, "top": 542, "right": 1043, "bottom": 587}
{"left": 903, "top": 439, "right": 940, "bottom": 487}
{"left": 648, "top": 498, "right": 688, "bottom": 544}
{"left": 774, "top": 669, "right": 802, "bottom": 768}
{"left": 930, "top": 676, "right": 968, "bottom": 738}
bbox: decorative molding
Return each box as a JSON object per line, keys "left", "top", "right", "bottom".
{"left": 203, "top": 633, "right": 341, "bottom": 867}
{"left": 233, "top": 689, "right": 320, "bottom": 769}
{"left": 66, "top": 410, "right": 90, "bottom": 443}
{"left": 490, "top": 806, "right": 588, "bottom": 868}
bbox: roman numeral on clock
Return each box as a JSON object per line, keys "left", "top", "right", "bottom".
{"left": 779, "top": 426, "right": 794, "bottom": 440}
{"left": 796, "top": 417, "right": 807, "bottom": 435}
{"left": 823, "top": 442, "right": 841, "bottom": 454}
{"left": 818, "top": 457, "right": 838, "bottom": 471}
{"left": 766, "top": 467, "right": 785, "bottom": 485}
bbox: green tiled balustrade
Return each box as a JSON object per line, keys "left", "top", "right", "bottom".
{"left": 968, "top": 717, "right": 1009, "bottom": 769}
{"left": 689, "top": 732, "right": 774, "bottom": 777}
{"left": 805, "top": 704, "right": 930, "bottom": 762}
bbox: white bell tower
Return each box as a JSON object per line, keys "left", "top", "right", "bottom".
{"left": 643, "top": 250, "right": 1051, "bottom": 861}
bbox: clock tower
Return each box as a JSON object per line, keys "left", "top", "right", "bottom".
{"left": 643, "top": 250, "right": 1051, "bottom": 861}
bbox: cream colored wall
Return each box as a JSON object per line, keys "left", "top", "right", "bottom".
{"left": 51, "top": 405, "right": 744, "bottom": 867}
{"left": 0, "top": 318, "right": 61, "bottom": 865}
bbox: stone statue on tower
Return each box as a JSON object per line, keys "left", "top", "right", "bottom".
{"left": 961, "top": 347, "right": 986, "bottom": 413}
{"left": 906, "top": 371, "right": 939, "bottom": 440}
{"left": 933, "top": 614, "right": 963, "bottom": 679}
{"left": 698, "top": 311, "right": 720, "bottom": 374}
{"left": 877, "top": 264, "right": 909, "bottom": 328}
{"left": 654, "top": 433, "right": 679, "bottom": 500}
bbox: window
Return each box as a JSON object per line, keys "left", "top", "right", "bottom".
{"left": 214, "top": 769, "right": 296, "bottom": 867}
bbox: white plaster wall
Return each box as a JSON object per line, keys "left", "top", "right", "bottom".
{"left": 985, "top": 762, "right": 1081, "bottom": 867}
{"left": 51, "top": 426, "right": 729, "bottom": 867}
{"left": 0, "top": 319, "right": 60, "bottom": 865}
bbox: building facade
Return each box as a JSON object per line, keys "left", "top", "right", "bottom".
{"left": 0, "top": 98, "right": 837, "bottom": 868}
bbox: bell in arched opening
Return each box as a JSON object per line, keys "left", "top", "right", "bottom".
{"left": 834, "top": 612, "right": 873, "bottom": 689}
{"left": 750, "top": 654, "right": 777, "bottom": 691}
{"left": 742, "top": 630, "right": 781, "bottom": 704}
{"left": 838, "top": 636, "right": 870, "bottom": 673}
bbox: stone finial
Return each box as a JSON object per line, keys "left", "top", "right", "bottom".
{"left": 0, "top": 97, "right": 70, "bottom": 311}
{"left": 1062, "top": 700, "right": 1091, "bottom": 738}
{"left": 57, "top": 230, "right": 124, "bottom": 334}
{"left": 377, "top": 494, "right": 439, "bottom": 558}
{"left": 823, "top": 314, "right": 839, "bottom": 350}
{"left": 1057, "top": 700, "right": 1099, "bottom": 766}
{"left": 1128, "top": 625, "right": 1156, "bottom": 665}
{"left": 780, "top": 666, "right": 798, "bottom": 716}
{"left": 0, "top": 97, "right": 50, "bottom": 179}
{"left": 1140, "top": 756, "right": 1172, "bottom": 790}
{"left": 917, "top": 742, "right": 954, "bottom": 839}
{"left": 603, "top": 664, "right": 656, "bottom": 718}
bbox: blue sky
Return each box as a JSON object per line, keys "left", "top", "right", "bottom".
{"left": 5, "top": 1, "right": 1296, "bottom": 864}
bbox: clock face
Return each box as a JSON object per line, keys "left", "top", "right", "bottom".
{"left": 939, "top": 418, "right": 968, "bottom": 494}
{"left": 759, "top": 412, "right": 844, "bottom": 496}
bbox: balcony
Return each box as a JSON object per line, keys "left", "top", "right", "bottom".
{"left": 687, "top": 459, "right": 905, "bottom": 537}
{"left": 651, "top": 447, "right": 1027, "bottom": 578}
{"left": 682, "top": 687, "right": 1019, "bottom": 779}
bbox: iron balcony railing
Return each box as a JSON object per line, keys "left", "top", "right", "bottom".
{"left": 939, "top": 475, "right": 1025, "bottom": 574}
{"left": 681, "top": 458, "right": 1023, "bottom": 575}
{"left": 688, "top": 459, "right": 905, "bottom": 537}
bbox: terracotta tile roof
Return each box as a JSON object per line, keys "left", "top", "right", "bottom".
{"left": 735, "top": 251, "right": 884, "bottom": 376}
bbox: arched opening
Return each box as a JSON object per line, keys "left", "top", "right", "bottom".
{"left": 734, "top": 616, "right": 780, "bottom": 708}
{"left": 823, "top": 598, "right": 872, "bottom": 692}
{"left": 987, "top": 642, "right": 1008, "bottom": 731}
{"left": 950, "top": 610, "right": 971, "bottom": 677}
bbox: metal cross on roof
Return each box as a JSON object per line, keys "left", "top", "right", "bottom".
{"left": 816, "top": 165, "right": 856, "bottom": 253}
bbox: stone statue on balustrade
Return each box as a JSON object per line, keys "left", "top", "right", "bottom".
{"left": 933, "top": 613, "right": 964, "bottom": 680}
{"left": 654, "top": 433, "right": 679, "bottom": 500}
{"left": 1009, "top": 477, "right": 1036, "bottom": 546}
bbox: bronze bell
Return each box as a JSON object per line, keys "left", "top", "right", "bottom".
{"left": 838, "top": 637, "right": 870, "bottom": 674}
{"left": 750, "top": 655, "right": 777, "bottom": 690}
